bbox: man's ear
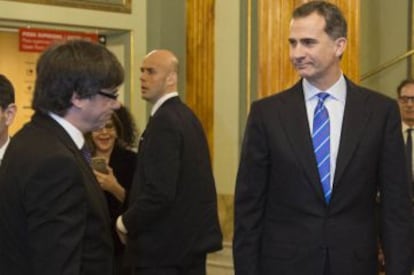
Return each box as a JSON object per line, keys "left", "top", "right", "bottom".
{"left": 71, "top": 92, "right": 87, "bottom": 109}
{"left": 166, "top": 72, "right": 177, "bottom": 86}
{"left": 335, "top": 37, "right": 347, "bottom": 58}
{"left": 4, "top": 104, "right": 17, "bottom": 126}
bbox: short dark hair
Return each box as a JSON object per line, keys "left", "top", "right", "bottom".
{"left": 397, "top": 79, "right": 414, "bottom": 97}
{"left": 292, "top": 1, "right": 347, "bottom": 40}
{"left": 0, "top": 74, "right": 15, "bottom": 110}
{"left": 32, "top": 39, "right": 124, "bottom": 116}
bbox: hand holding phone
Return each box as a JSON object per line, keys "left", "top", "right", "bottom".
{"left": 91, "top": 157, "right": 109, "bottom": 174}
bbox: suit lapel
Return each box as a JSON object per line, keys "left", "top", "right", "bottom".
{"left": 333, "top": 81, "right": 370, "bottom": 186}
{"left": 278, "top": 82, "right": 325, "bottom": 201}
{"left": 139, "top": 96, "right": 180, "bottom": 152}
{"left": 280, "top": 80, "right": 371, "bottom": 201}
{"left": 32, "top": 113, "right": 111, "bottom": 222}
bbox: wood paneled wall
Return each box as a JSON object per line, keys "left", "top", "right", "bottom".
{"left": 186, "top": 0, "right": 215, "bottom": 154}
{"left": 257, "top": 0, "right": 360, "bottom": 98}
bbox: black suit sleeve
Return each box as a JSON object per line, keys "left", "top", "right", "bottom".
{"left": 25, "top": 154, "right": 86, "bottom": 275}
{"left": 123, "top": 114, "right": 181, "bottom": 235}
{"left": 379, "top": 101, "right": 413, "bottom": 274}
{"left": 234, "top": 101, "right": 270, "bottom": 275}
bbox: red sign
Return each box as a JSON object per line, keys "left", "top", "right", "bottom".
{"left": 19, "top": 28, "right": 99, "bottom": 52}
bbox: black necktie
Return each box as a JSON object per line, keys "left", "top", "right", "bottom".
{"left": 406, "top": 129, "right": 413, "bottom": 183}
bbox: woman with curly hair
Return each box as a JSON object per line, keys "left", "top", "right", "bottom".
{"left": 86, "top": 105, "right": 138, "bottom": 275}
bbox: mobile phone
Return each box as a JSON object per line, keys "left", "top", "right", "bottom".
{"left": 91, "top": 157, "right": 109, "bottom": 174}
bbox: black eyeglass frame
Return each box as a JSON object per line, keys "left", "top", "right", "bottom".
{"left": 97, "top": 90, "right": 119, "bottom": 100}
{"left": 95, "top": 122, "right": 115, "bottom": 131}
{"left": 398, "top": 96, "right": 414, "bottom": 104}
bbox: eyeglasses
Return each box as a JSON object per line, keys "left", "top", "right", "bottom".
{"left": 97, "top": 89, "right": 119, "bottom": 100}
{"left": 398, "top": 96, "right": 414, "bottom": 104}
{"left": 95, "top": 122, "right": 115, "bottom": 132}
{"left": 103, "top": 122, "right": 115, "bottom": 129}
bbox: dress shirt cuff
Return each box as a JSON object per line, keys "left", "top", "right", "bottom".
{"left": 116, "top": 216, "right": 128, "bottom": 234}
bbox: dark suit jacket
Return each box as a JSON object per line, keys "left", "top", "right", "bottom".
{"left": 106, "top": 145, "right": 136, "bottom": 261}
{"left": 123, "top": 96, "right": 222, "bottom": 268}
{"left": 0, "top": 113, "right": 114, "bottom": 275}
{"left": 234, "top": 79, "right": 413, "bottom": 275}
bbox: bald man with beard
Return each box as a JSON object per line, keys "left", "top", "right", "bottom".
{"left": 117, "top": 50, "right": 222, "bottom": 275}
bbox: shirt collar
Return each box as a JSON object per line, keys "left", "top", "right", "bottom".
{"left": 303, "top": 74, "right": 346, "bottom": 104}
{"left": 49, "top": 112, "right": 85, "bottom": 149}
{"left": 151, "top": 92, "right": 179, "bottom": 116}
{"left": 402, "top": 122, "right": 414, "bottom": 132}
{"left": 0, "top": 136, "right": 10, "bottom": 160}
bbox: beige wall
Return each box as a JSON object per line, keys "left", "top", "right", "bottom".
{"left": 214, "top": 0, "right": 241, "bottom": 195}
{"left": 360, "top": 0, "right": 409, "bottom": 97}
{"left": 0, "top": 32, "right": 37, "bottom": 135}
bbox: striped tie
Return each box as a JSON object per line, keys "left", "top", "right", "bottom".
{"left": 312, "top": 93, "right": 331, "bottom": 203}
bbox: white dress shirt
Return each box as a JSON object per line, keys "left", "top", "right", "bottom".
{"left": 151, "top": 92, "right": 179, "bottom": 116}
{"left": 49, "top": 112, "right": 85, "bottom": 149}
{"left": 0, "top": 136, "right": 10, "bottom": 165}
{"left": 303, "top": 75, "right": 347, "bottom": 188}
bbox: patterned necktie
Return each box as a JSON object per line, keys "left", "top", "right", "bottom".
{"left": 312, "top": 93, "right": 331, "bottom": 203}
{"left": 406, "top": 128, "right": 413, "bottom": 183}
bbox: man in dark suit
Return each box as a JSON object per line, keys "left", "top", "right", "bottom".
{"left": 233, "top": 2, "right": 413, "bottom": 275}
{"left": 397, "top": 79, "right": 414, "bottom": 183}
{"left": 396, "top": 79, "right": 414, "bottom": 272}
{"left": 116, "top": 49, "right": 222, "bottom": 275}
{"left": 0, "top": 74, "right": 17, "bottom": 165}
{"left": 0, "top": 40, "right": 124, "bottom": 275}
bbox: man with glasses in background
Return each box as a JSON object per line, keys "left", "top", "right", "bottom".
{"left": 397, "top": 79, "right": 414, "bottom": 184}
{"left": 396, "top": 79, "right": 414, "bottom": 273}
{"left": 0, "top": 74, "right": 16, "bottom": 165}
{"left": 0, "top": 39, "right": 123, "bottom": 275}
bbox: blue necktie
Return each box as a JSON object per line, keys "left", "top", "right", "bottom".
{"left": 312, "top": 93, "right": 331, "bottom": 203}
